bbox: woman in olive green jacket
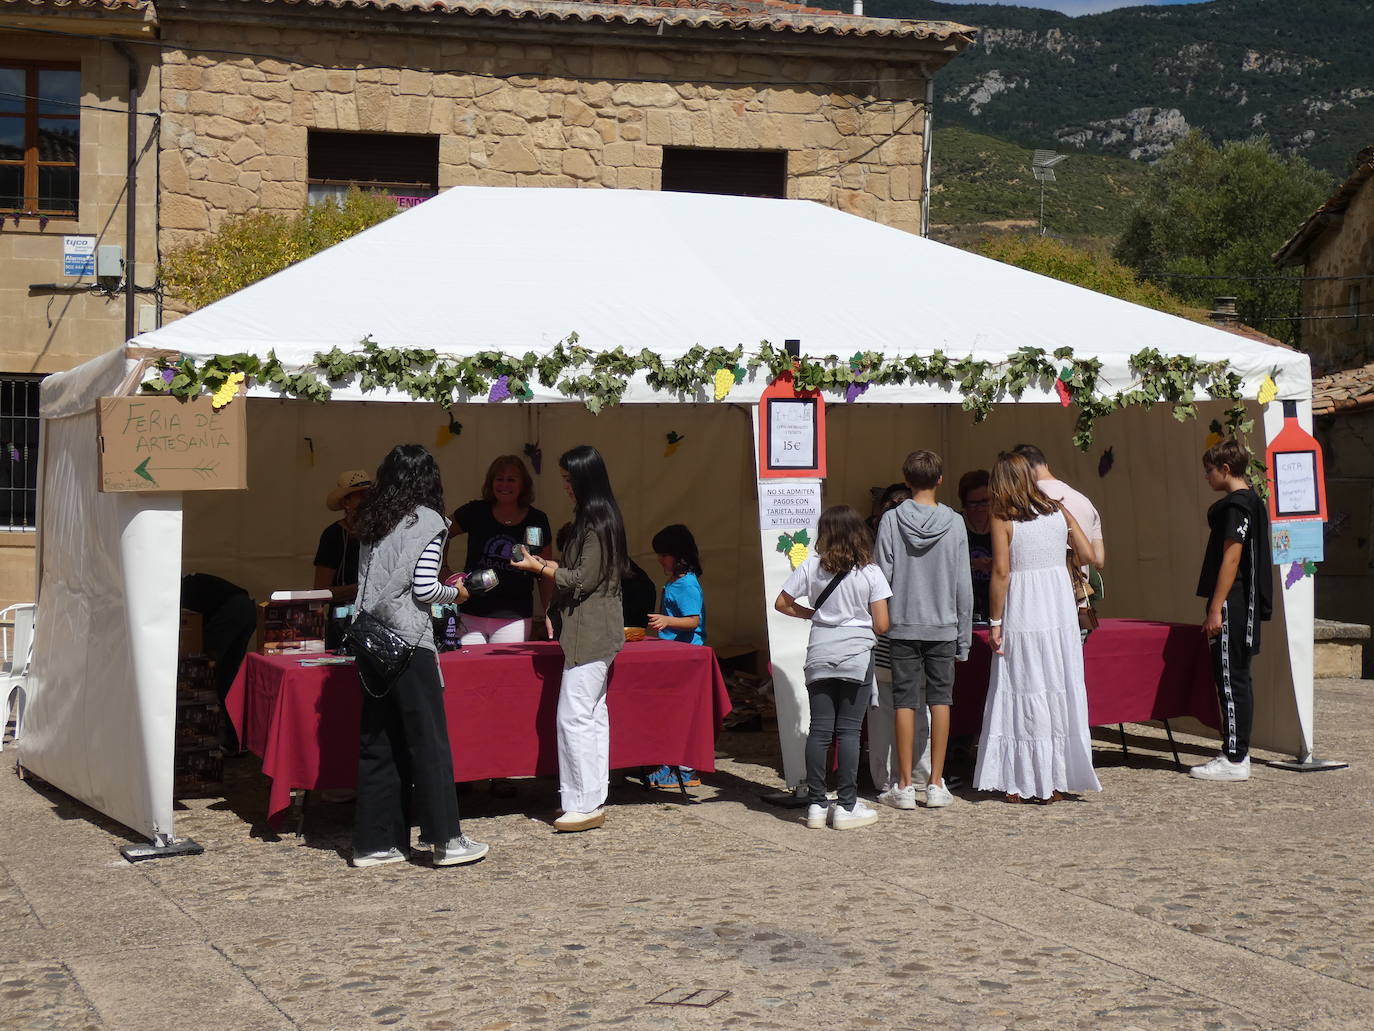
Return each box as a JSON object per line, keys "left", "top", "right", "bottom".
{"left": 511, "top": 445, "right": 627, "bottom": 832}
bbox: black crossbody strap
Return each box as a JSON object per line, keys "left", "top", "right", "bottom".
{"left": 811, "top": 566, "right": 852, "bottom": 613}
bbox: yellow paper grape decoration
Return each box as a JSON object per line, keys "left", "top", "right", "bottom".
{"left": 210, "top": 371, "right": 245, "bottom": 410}
{"left": 1257, "top": 374, "right": 1278, "bottom": 406}
{"left": 777, "top": 529, "right": 811, "bottom": 569}
{"left": 664, "top": 431, "right": 685, "bottom": 457}
{"left": 788, "top": 542, "right": 810, "bottom": 568}
{"left": 713, "top": 367, "right": 736, "bottom": 402}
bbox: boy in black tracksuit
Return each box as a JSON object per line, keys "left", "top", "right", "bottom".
{"left": 1192, "top": 439, "right": 1273, "bottom": 781}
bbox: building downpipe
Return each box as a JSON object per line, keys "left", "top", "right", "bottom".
{"left": 113, "top": 43, "right": 138, "bottom": 343}
{"left": 920, "top": 70, "right": 934, "bottom": 238}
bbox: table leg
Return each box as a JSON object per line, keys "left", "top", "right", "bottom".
{"left": 288, "top": 788, "right": 308, "bottom": 838}
{"left": 1162, "top": 719, "right": 1183, "bottom": 771}
{"left": 1117, "top": 724, "right": 1129, "bottom": 758}
{"left": 672, "top": 766, "right": 691, "bottom": 801}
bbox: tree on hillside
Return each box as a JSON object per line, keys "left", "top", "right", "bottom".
{"left": 1113, "top": 133, "right": 1331, "bottom": 344}
{"left": 161, "top": 189, "right": 400, "bottom": 311}
{"left": 977, "top": 234, "right": 1202, "bottom": 320}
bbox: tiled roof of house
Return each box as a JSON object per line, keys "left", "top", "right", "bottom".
{"left": 216, "top": 0, "right": 977, "bottom": 41}
{"left": 1312, "top": 360, "right": 1374, "bottom": 416}
{"left": 1274, "top": 144, "right": 1374, "bottom": 267}
{"left": 0, "top": 0, "right": 149, "bottom": 9}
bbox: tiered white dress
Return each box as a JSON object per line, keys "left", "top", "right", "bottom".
{"left": 973, "top": 509, "right": 1102, "bottom": 798}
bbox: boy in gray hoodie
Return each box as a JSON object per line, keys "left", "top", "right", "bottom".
{"left": 874, "top": 450, "right": 972, "bottom": 810}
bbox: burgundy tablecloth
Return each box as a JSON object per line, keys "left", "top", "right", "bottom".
{"left": 225, "top": 640, "right": 732, "bottom": 828}
{"left": 950, "top": 618, "right": 1220, "bottom": 737}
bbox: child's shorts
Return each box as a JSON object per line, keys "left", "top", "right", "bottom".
{"left": 889, "top": 638, "right": 957, "bottom": 708}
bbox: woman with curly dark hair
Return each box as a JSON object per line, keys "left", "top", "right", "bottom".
{"left": 774, "top": 505, "right": 891, "bottom": 831}
{"left": 510, "top": 445, "right": 628, "bottom": 832}
{"left": 349, "top": 444, "right": 488, "bottom": 868}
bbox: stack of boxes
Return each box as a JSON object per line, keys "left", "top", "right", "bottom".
{"left": 175, "top": 609, "right": 224, "bottom": 797}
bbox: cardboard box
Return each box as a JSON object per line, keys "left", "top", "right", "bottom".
{"left": 97, "top": 394, "right": 247, "bottom": 493}
{"left": 256, "top": 598, "right": 328, "bottom": 655}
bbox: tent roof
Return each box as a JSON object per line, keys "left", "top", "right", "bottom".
{"left": 134, "top": 186, "right": 1311, "bottom": 406}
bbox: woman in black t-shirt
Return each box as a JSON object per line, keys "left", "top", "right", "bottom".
{"left": 448, "top": 455, "right": 553, "bottom": 643}
{"left": 314, "top": 470, "right": 371, "bottom": 601}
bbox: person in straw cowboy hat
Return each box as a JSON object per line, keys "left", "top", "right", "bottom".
{"left": 315, "top": 470, "right": 373, "bottom": 615}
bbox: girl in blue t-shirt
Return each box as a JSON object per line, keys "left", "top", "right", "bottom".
{"left": 645, "top": 523, "right": 706, "bottom": 787}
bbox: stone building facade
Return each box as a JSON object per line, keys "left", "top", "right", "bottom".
{"left": 1274, "top": 144, "right": 1374, "bottom": 375}
{"left": 0, "top": 0, "right": 973, "bottom": 607}
{"left": 0, "top": 0, "right": 160, "bottom": 605}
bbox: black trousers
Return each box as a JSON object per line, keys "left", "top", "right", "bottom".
{"left": 353, "top": 648, "right": 461, "bottom": 854}
{"left": 202, "top": 593, "right": 256, "bottom": 752}
{"left": 1209, "top": 598, "right": 1254, "bottom": 763}
{"left": 805, "top": 678, "right": 866, "bottom": 810}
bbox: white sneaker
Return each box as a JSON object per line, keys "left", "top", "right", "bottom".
{"left": 804, "top": 803, "right": 831, "bottom": 829}
{"left": 831, "top": 800, "right": 879, "bottom": 830}
{"left": 1190, "top": 755, "right": 1250, "bottom": 781}
{"left": 351, "top": 847, "right": 408, "bottom": 868}
{"left": 924, "top": 780, "right": 955, "bottom": 808}
{"left": 553, "top": 808, "right": 606, "bottom": 832}
{"left": 433, "top": 833, "right": 489, "bottom": 866}
{"left": 877, "top": 784, "right": 918, "bottom": 810}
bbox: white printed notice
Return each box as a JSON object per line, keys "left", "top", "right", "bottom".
{"left": 760, "top": 481, "right": 822, "bottom": 530}
{"left": 767, "top": 398, "right": 817, "bottom": 469}
{"left": 1273, "top": 450, "right": 1320, "bottom": 517}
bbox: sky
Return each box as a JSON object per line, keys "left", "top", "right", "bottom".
{"left": 950, "top": 0, "right": 1213, "bottom": 14}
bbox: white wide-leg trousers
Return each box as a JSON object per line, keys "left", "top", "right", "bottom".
{"left": 557, "top": 659, "right": 610, "bottom": 814}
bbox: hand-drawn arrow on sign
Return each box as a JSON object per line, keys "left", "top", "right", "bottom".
{"left": 133, "top": 457, "right": 220, "bottom": 486}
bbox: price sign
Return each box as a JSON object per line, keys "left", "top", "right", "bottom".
{"left": 758, "top": 371, "right": 826, "bottom": 479}
{"left": 1272, "top": 450, "right": 1320, "bottom": 518}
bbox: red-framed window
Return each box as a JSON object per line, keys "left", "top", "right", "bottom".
{"left": 0, "top": 62, "right": 81, "bottom": 216}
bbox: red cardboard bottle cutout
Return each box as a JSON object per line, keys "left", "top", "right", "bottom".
{"left": 758, "top": 370, "right": 827, "bottom": 480}
{"left": 1266, "top": 400, "right": 1326, "bottom": 523}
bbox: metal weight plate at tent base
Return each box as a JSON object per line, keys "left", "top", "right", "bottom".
{"left": 1266, "top": 757, "right": 1350, "bottom": 773}
{"left": 120, "top": 836, "right": 205, "bottom": 863}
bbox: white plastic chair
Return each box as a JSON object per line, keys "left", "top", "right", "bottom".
{"left": 1, "top": 603, "right": 35, "bottom": 751}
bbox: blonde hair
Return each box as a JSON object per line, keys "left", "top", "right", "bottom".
{"left": 989, "top": 451, "right": 1059, "bottom": 522}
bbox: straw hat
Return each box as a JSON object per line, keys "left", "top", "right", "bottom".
{"left": 326, "top": 470, "right": 372, "bottom": 510}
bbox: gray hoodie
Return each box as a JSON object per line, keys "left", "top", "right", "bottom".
{"left": 875, "top": 500, "right": 973, "bottom": 659}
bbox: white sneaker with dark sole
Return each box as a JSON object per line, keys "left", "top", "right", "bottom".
{"left": 1190, "top": 755, "right": 1250, "bottom": 781}
{"left": 831, "top": 800, "right": 879, "bottom": 830}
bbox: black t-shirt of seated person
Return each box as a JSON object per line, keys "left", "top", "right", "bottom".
{"left": 454, "top": 500, "right": 553, "bottom": 620}
{"left": 313, "top": 522, "right": 360, "bottom": 588}
{"left": 966, "top": 528, "right": 993, "bottom": 622}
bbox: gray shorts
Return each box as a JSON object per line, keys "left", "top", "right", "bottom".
{"left": 889, "top": 638, "right": 957, "bottom": 708}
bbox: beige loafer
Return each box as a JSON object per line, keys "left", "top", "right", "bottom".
{"left": 553, "top": 808, "right": 606, "bottom": 833}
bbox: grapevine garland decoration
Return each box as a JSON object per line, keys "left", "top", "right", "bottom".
{"left": 140, "top": 335, "right": 1257, "bottom": 452}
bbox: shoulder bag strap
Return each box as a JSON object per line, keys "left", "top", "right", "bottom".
{"left": 811, "top": 565, "right": 852, "bottom": 613}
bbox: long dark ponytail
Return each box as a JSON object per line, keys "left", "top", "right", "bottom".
{"left": 353, "top": 444, "right": 446, "bottom": 544}
{"left": 560, "top": 445, "right": 629, "bottom": 585}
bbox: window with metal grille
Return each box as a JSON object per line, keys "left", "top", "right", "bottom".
{"left": 1, "top": 375, "right": 43, "bottom": 532}
{"left": 660, "top": 148, "right": 787, "bottom": 200}
{"left": 306, "top": 129, "right": 439, "bottom": 206}
{"left": 0, "top": 62, "right": 80, "bottom": 216}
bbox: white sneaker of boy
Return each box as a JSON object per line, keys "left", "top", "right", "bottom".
{"left": 831, "top": 800, "right": 880, "bottom": 830}
{"left": 1189, "top": 755, "right": 1251, "bottom": 781}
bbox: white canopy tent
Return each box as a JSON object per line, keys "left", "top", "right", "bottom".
{"left": 25, "top": 187, "right": 1315, "bottom": 843}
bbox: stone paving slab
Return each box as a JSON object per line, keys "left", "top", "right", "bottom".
{"left": 1, "top": 678, "right": 1371, "bottom": 1031}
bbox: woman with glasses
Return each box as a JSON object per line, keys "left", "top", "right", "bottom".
{"left": 957, "top": 470, "right": 993, "bottom": 623}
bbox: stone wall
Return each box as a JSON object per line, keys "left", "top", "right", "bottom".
{"left": 156, "top": 21, "right": 930, "bottom": 257}
{"left": 1302, "top": 174, "right": 1374, "bottom": 374}
{"left": 1315, "top": 405, "right": 1374, "bottom": 676}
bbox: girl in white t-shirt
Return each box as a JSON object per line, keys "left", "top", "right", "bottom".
{"left": 776, "top": 505, "right": 892, "bottom": 831}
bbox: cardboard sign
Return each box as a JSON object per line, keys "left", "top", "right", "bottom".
{"left": 1265, "top": 400, "right": 1326, "bottom": 522}
{"left": 98, "top": 395, "right": 247, "bottom": 493}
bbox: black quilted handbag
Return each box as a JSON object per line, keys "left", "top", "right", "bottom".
{"left": 343, "top": 609, "right": 415, "bottom": 698}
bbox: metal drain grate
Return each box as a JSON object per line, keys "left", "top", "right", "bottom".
{"left": 648, "top": 988, "right": 730, "bottom": 1008}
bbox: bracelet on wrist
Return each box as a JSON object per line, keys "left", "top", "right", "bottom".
{"left": 988, "top": 618, "right": 1003, "bottom": 627}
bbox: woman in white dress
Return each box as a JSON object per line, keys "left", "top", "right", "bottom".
{"left": 975, "top": 452, "right": 1102, "bottom": 804}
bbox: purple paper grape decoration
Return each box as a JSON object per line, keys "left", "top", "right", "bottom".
{"left": 8, "top": 445, "right": 19, "bottom": 463}
{"left": 488, "top": 375, "right": 511, "bottom": 403}
{"left": 1284, "top": 561, "right": 1305, "bottom": 589}
{"left": 1098, "top": 446, "right": 1114, "bottom": 477}
{"left": 845, "top": 380, "right": 870, "bottom": 403}
{"left": 523, "top": 442, "right": 542, "bottom": 475}
{"left": 161, "top": 367, "right": 176, "bottom": 385}
{"left": 38, "top": 215, "right": 49, "bottom": 231}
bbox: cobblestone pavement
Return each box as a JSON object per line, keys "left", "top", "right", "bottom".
{"left": 3, "top": 678, "right": 1372, "bottom": 1031}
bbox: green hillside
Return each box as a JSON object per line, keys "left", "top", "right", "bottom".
{"left": 825, "top": 0, "right": 1374, "bottom": 176}
{"left": 929, "top": 125, "right": 1148, "bottom": 242}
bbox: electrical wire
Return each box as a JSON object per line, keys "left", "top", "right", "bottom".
{"left": 0, "top": 89, "right": 159, "bottom": 119}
